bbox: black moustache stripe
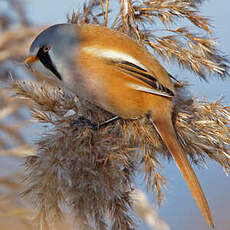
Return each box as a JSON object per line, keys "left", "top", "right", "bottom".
{"left": 37, "top": 48, "right": 62, "bottom": 81}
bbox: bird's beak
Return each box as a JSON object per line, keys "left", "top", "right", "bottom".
{"left": 24, "top": 55, "right": 38, "bottom": 65}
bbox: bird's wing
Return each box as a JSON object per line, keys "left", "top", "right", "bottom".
{"left": 81, "top": 46, "right": 174, "bottom": 98}
{"left": 112, "top": 60, "right": 174, "bottom": 98}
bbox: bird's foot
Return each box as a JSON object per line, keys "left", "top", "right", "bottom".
{"left": 71, "top": 116, "right": 120, "bottom": 131}
{"left": 71, "top": 116, "right": 98, "bottom": 130}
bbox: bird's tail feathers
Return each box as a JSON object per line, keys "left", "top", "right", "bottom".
{"left": 152, "top": 116, "right": 214, "bottom": 228}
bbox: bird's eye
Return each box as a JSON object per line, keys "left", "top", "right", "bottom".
{"left": 43, "top": 45, "right": 50, "bottom": 53}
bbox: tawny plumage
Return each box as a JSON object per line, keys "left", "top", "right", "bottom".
{"left": 24, "top": 23, "right": 214, "bottom": 227}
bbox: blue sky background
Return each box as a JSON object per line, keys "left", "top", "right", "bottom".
{"left": 4, "top": 1, "right": 230, "bottom": 229}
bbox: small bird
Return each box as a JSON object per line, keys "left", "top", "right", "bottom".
{"left": 24, "top": 23, "right": 214, "bottom": 227}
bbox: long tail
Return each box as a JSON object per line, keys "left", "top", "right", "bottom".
{"left": 153, "top": 116, "right": 214, "bottom": 228}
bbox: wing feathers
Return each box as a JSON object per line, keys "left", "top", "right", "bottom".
{"left": 82, "top": 46, "right": 174, "bottom": 97}
{"left": 119, "top": 60, "right": 148, "bottom": 72}
{"left": 127, "top": 83, "right": 172, "bottom": 97}
{"left": 114, "top": 61, "right": 174, "bottom": 97}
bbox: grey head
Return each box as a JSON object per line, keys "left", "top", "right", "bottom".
{"left": 27, "top": 23, "right": 78, "bottom": 81}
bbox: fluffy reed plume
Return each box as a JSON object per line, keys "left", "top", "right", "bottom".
{"left": 0, "top": 0, "right": 44, "bottom": 156}
{"left": 11, "top": 76, "right": 230, "bottom": 229}
{"left": 0, "top": 0, "right": 42, "bottom": 156}
{"left": 0, "top": 1, "right": 44, "bottom": 229}
{"left": 132, "top": 189, "right": 170, "bottom": 230}
{"left": 0, "top": 86, "right": 34, "bottom": 157}
{"left": 70, "top": 0, "right": 229, "bottom": 78}
{"left": 0, "top": 172, "right": 33, "bottom": 230}
{"left": 12, "top": 80, "right": 138, "bottom": 230}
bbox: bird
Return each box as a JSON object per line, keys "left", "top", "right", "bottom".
{"left": 24, "top": 23, "right": 214, "bottom": 228}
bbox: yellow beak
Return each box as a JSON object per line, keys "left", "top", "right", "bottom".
{"left": 24, "top": 56, "right": 38, "bottom": 65}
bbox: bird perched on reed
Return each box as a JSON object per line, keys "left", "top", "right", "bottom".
{"left": 24, "top": 23, "right": 214, "bottom": 228}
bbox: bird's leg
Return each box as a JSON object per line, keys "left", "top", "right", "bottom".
{"left": 72, "top": 116, "right": 120, "bottom": 130}
{"left": 97, "top": 116, "right": 120, "bottom": 129}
